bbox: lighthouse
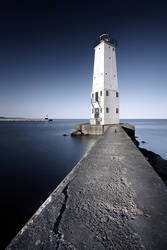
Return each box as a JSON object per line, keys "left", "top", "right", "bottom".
{"left": 90, "top": 33, "right": 119, "bottom": 125}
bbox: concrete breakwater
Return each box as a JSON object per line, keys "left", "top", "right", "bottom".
{"left": 7, "top": 125, "right": 167, "bottom": 249}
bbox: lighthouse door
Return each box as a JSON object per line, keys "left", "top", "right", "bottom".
{"left": 95, "top": 108, "right": 99, "bottom": 118}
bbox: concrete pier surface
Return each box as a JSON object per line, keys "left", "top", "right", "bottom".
{"left": 7, "top": 125, "right": 167, "bottom": 249}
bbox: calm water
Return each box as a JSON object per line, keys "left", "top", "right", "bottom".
{"left": 121, "top": 119, "right": 167, "bottom": 159}
{"left": 0, "top": 119, "right": 167, "bottom": 247}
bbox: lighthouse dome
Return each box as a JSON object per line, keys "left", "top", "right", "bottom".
{"left": 100, "top": 33, "right": 110, "bottom": 42}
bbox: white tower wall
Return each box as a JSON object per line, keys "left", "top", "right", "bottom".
{"left": 90, "top": 34, "right": 119, "bottom": 125}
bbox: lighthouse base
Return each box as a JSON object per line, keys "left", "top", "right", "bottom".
{"left": 71, "top": 123, "right": 108, "bottom": 135}
{"left": 71, "top": 123, "right": 135, "bottom": 136}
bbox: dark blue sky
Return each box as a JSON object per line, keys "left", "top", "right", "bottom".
{"left": 0, "top": 0, "right": 167, "bottom": 118}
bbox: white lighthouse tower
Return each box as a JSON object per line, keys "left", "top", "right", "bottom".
{"left": 90, "top": 33, "right": 119, "bottom": 125}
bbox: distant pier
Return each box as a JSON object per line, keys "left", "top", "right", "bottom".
{"left": 0, "top": 118, "right": 53, "bottom": 122}
{"left": 7, "top": 125, "right": 167, "bottom": 249}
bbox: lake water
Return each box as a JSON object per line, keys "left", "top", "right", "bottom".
{"left": 122, "top": 119, "right": 167, "bottom": 159}
{"left": 0, "top": 119, "right": 167, "bottom": 247}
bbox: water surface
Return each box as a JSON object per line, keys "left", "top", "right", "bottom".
{"left": 121, "top": 119, "right": 167, "bottom": 159}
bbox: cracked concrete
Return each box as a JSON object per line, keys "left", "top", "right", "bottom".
{"left": 53, "top": 184, "right": 69, "bottom": 249}
{"left": 7, "top": 125, "right": 167, "bottom": 250}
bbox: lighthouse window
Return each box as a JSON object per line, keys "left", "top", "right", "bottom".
{"left": 106, "top": 107, "right": 109, "bottom": 113}
{"left": 109, "top": 57, "right": 111, "bottom": 59}
{"left": 116, "top": 108, "right": 119, "bottom": 113}
{"left": 116, "top": 92, "right": 119, "bottom": 97}
{"left": 106, "top": 90, "right": 109, "bottom": 96}
{"left": 92, "top": 109, "right": 94, "bottom": 113}
{"left": 100, "top": 108, "right": 102, "bottom": 113}
{"left": 95, "top": 92, "right": 98, "bottom": 101}
{"left": 100, "top": 91, "right": 102, "bottom": 96}
{"left": 113, "top": 48, "right": 115, "bottom": 51}
{"left": 105, "top": 73, "right": 107, "bottom": 75}
{"left": 92, "top": 93, "right": 94, "bottom": 99}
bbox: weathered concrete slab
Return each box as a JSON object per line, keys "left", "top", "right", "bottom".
{"left": 7, "top": 125, "right": 167, "bottom": 249}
